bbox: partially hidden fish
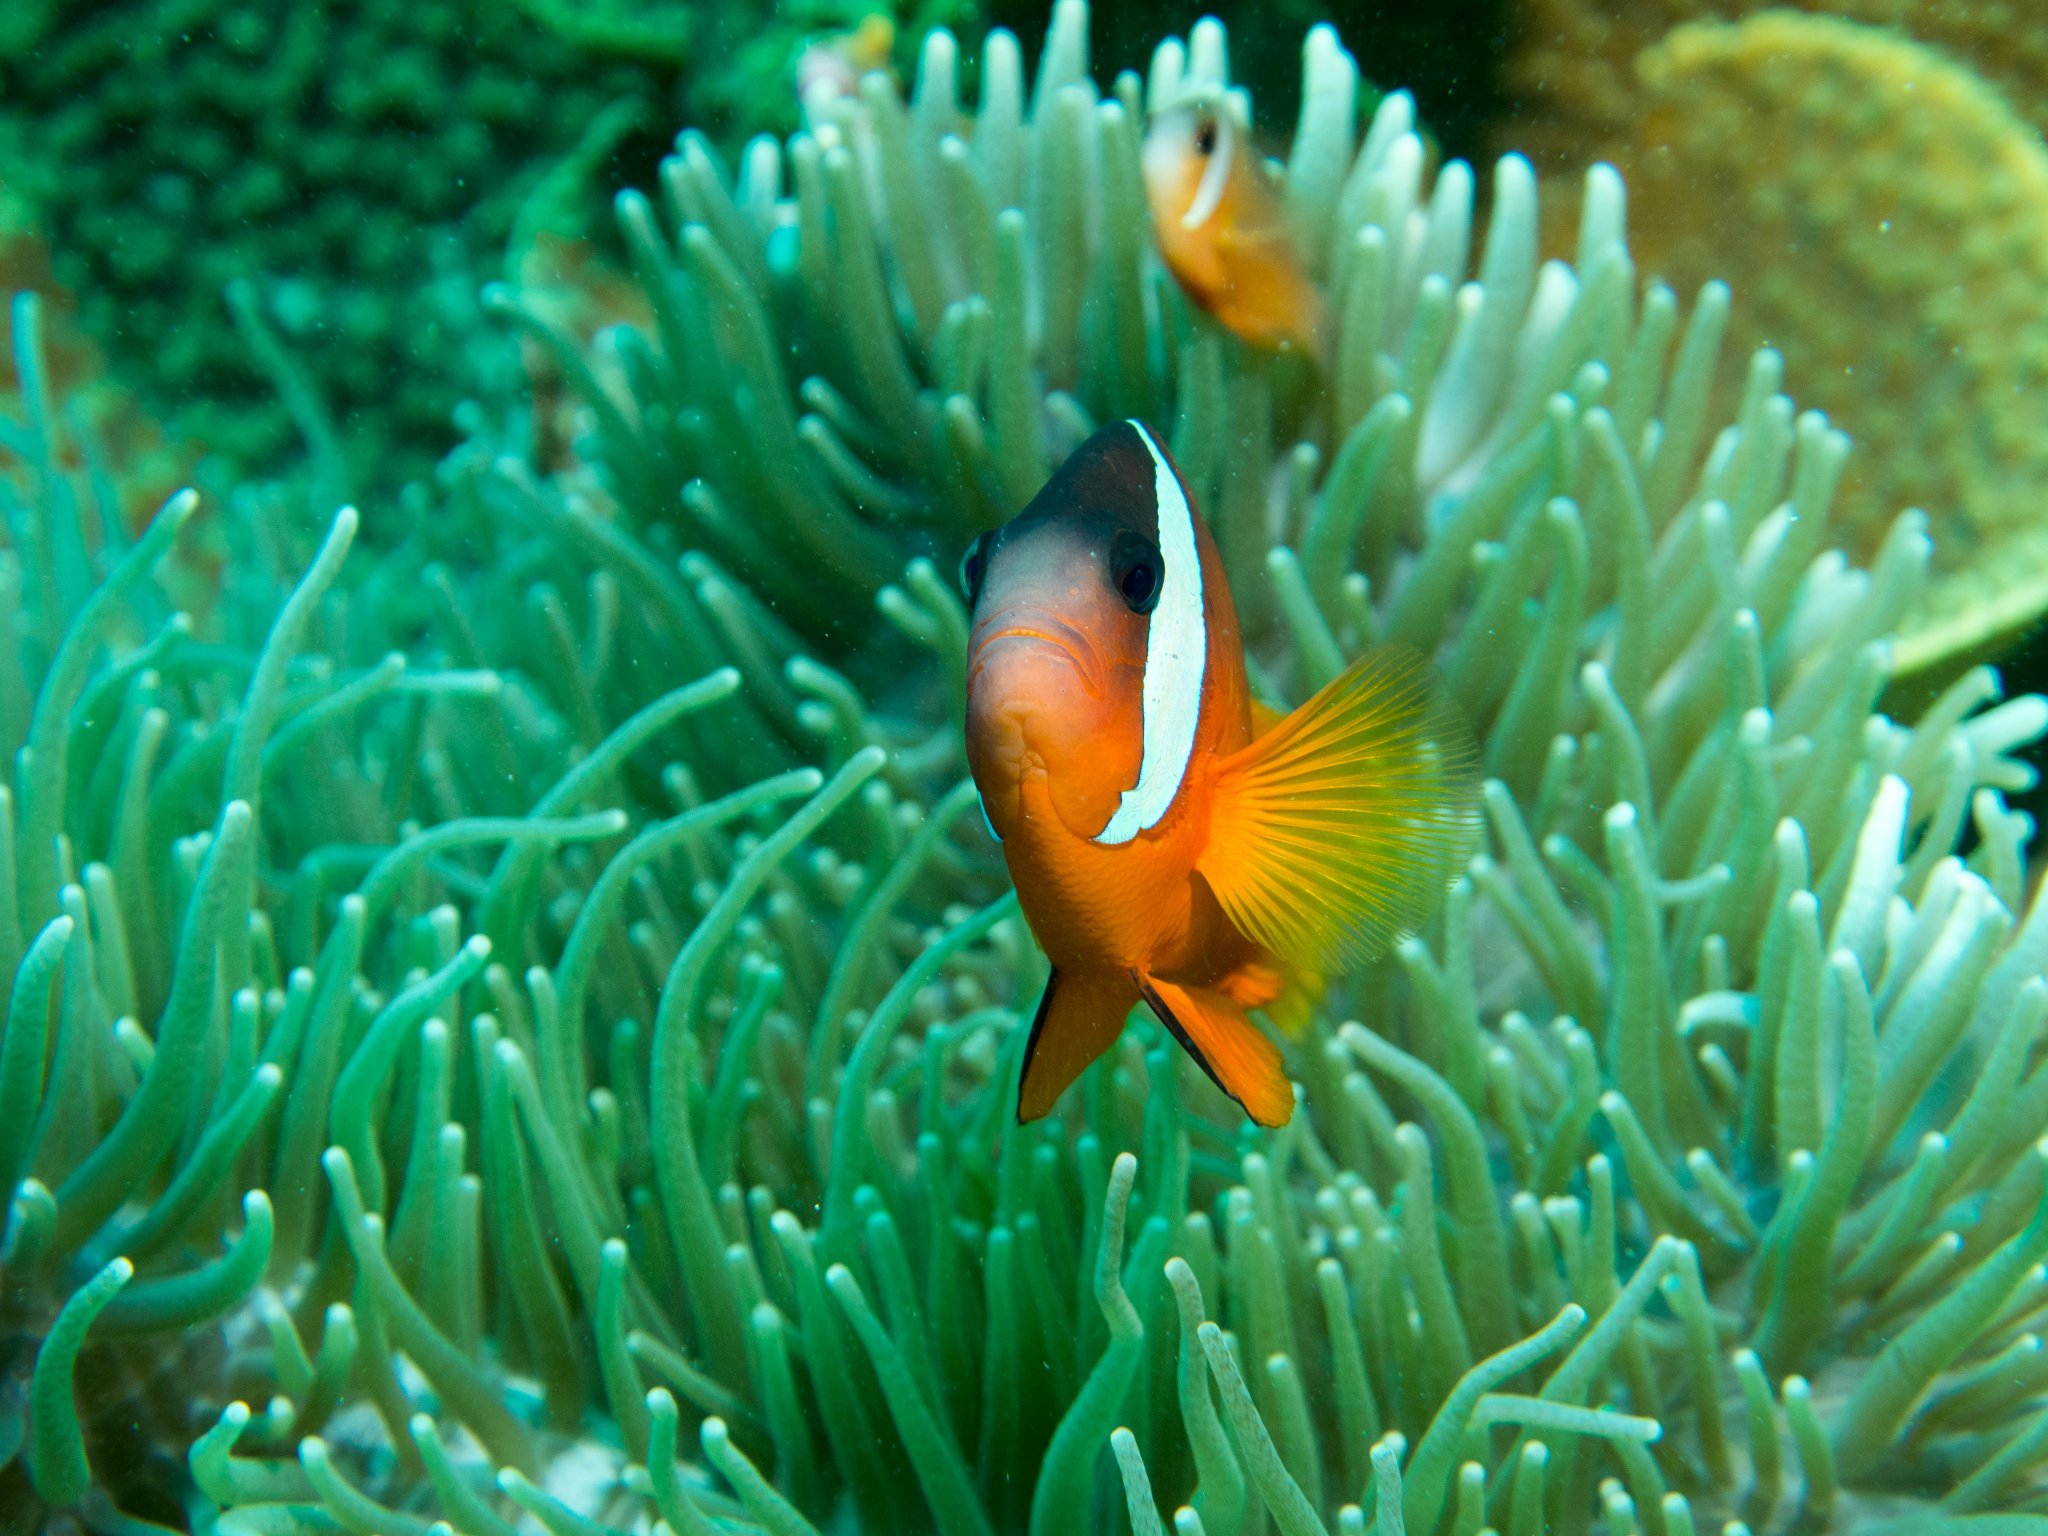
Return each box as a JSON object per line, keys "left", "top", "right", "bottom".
{"left": 1142, "top": 89, "right": 1327, "bottom": 359}
{"left": 962, "top": 420, "right": 1480, "bottom": 1126}
{"left": 796, "top": 14, "right": 896, "bottom": 112}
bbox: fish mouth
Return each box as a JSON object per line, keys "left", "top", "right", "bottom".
{"left": 969, "top": 610, "right": 1107, "bottom": 698}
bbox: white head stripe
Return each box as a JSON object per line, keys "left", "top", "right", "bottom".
{"left": 1095, "top": 422, "right": 1206, "bottom": 846}
{"left": 1181, "top": 112, "right": 1235, "bottom": 231}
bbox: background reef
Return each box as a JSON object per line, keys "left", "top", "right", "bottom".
{"left": 0, "top": 0, "right": 1516, "bottom": 507}
{"left": 0, "top": 0, "right": 983, "bottom": 494}
{"left": 1498, "top": 0, "right": 2048, "bottom": 679}
{"left": 15, "top": 0, "right": 2043, "bottom": 680}
{"left": 5, "top": 4, "right": 2048, "bottom": 1536}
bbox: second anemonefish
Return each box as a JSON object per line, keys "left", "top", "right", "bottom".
{"left": 795, "top": 13, "right": 897, "bottom": 113}
{"left": 1142, "top": 89, "right": 1327, "bottom": 359}
{"left": 962, "top": 420, "right": 1479, "bottom": 1126}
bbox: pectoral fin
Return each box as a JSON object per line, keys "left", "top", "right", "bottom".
{"left": 1017, "top": 969, "right": 1141, "bottom": 1122}
{"left": 1196, "top": 644, "right": 1480, "bottom": 976}
{"left": 1136, "top": 972, "right": 1294, "bottom": 1127}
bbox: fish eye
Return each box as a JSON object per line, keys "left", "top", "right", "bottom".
{"left": 1193, "top": 116, "right": 1218, "bottom": 156}
{"left": 1109, "top": 529, "right": 1163, "bottom": 615}
{"left": 959, "top": 531, "right": 993, "bottom": 606}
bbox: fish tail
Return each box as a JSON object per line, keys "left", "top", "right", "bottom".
{"left": 1196, "top": 643, "right": 1481, "bottom": 977}
{"left": 1262, "top": 958, "right": 1326, "bottom": 1039}
{"left": 1017, "top": 969, "right": 1142, "bottom": 1122}
{"left": 1136, "top": 971, "right": 1295, "bottom": 1127}
{"left": 1210, "top": 954, "right": 1323, "bottom": 1039}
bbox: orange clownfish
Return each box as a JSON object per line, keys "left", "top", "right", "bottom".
{"left": 1142, "top": 91, "right": 1327, "bottom": 358}
{"left": 962, "top": 421, "right": 1479, "bottom": 1127}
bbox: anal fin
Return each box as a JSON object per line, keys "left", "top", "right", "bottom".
{"left": 1018, "top": 970, "right": 1140, "bottom": 1122}
{"left": 1136, "top": 973, "right": 1294, "bottom": 1127}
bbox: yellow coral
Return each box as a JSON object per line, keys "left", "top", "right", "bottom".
{"left": 1510, "top": 0, "right": 2048, "bottom": 168}
{"left": 1518, "top": 10, "right": 2048, "bottom": 673}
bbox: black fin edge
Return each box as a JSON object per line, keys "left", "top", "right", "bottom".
{"left": 1132, "top": 970, "right": 1252, "bottom": 1120}
{"left": 1015, "top": 970, "right": 1061, "bottom": 1124}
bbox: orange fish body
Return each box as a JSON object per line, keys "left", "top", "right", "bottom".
{"left": 963, "top": 422, "right": 1478, "bottom": 1126}
{"left": 1142, "top": 93, "right": 1327, "bottom": 359}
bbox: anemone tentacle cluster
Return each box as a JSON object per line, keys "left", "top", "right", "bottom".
{"left": 2, "top": 6, "right": 2046, "bottom": 1535}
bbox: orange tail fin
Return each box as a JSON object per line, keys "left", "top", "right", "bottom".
{"left": 1017, "top": 970, "right": 1141, "bottom": 1122}
{"left": 1197, "top": 644, "right": 1480, "bottom": 977}
{"left": 1137, "top": 973, "right": 1294, "bottom": 1127}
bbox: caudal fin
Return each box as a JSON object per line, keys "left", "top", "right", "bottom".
{"left": 1197, "top": 644, "right": 1479, "bottom": 977}
{"left": 1018, "top": 970, "right": 1141, "bottom": 1122}
{"left": 1138, "top": 973, "right": 1294, "bottom": 1127}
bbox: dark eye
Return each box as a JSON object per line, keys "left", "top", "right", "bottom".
{"left": 1193, "top": 117, "right": 1217, "bottom": 156}
{"left": 959, "top": 532, "right": 993, "bottom": 606}
{"left": 1109, "top": 529, "right": 1162, "bottom": 614}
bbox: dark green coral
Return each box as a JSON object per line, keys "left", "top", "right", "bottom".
{"left": 0, "top": 0, "right": 1003, "bottom": 499}
{"left": 0, "top": 0, "right": 685, "bottom": 487}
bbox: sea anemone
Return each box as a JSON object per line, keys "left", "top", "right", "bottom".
{"left": 3, "top": 5, "right": 2046, "bottom": 1534}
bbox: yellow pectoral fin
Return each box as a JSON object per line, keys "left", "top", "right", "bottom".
{"left": 1138, "top": 973, "right": 1294, "bottom": 1127}
{"left": 1017, "top": 970, "right": 1141, "bottom": 1123}
{"left": 1249, "top": 695, "right": 1288, "bottom": 738}
{"left": 1196, "top": 644, "right": 1481, "bottom": 976}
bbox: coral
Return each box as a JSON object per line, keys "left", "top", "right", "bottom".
{"left": 0, "top": 0, "right": 1003, "bottom": 496}
{"left": 1500, "top": 5, "right": 2048, "bottom": 676}
{"left": 1506, "top": 0, "right": 2048, "bottom": 164}
{"left": 4, "top": 5, "right": 2048, "bottom": 1536}
{"left": 0, "top": 0, "right": 688, "bottom": 489}
{"left": 1626, "top": 13, "right": 2048, "bottom": 672}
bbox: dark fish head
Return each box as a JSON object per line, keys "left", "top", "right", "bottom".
{"left": 963, "top": 421, "right": 1206, "bottom": 842}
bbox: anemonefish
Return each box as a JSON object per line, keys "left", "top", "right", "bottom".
{"left": 1142, "top": 89, "right": 1327, "bottom": 358}
{"left": 962, "top": 420, "right": 1480, "bottom": 1127}
{"left": 796, "top": 13, "right": 896, "bottom": 112}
